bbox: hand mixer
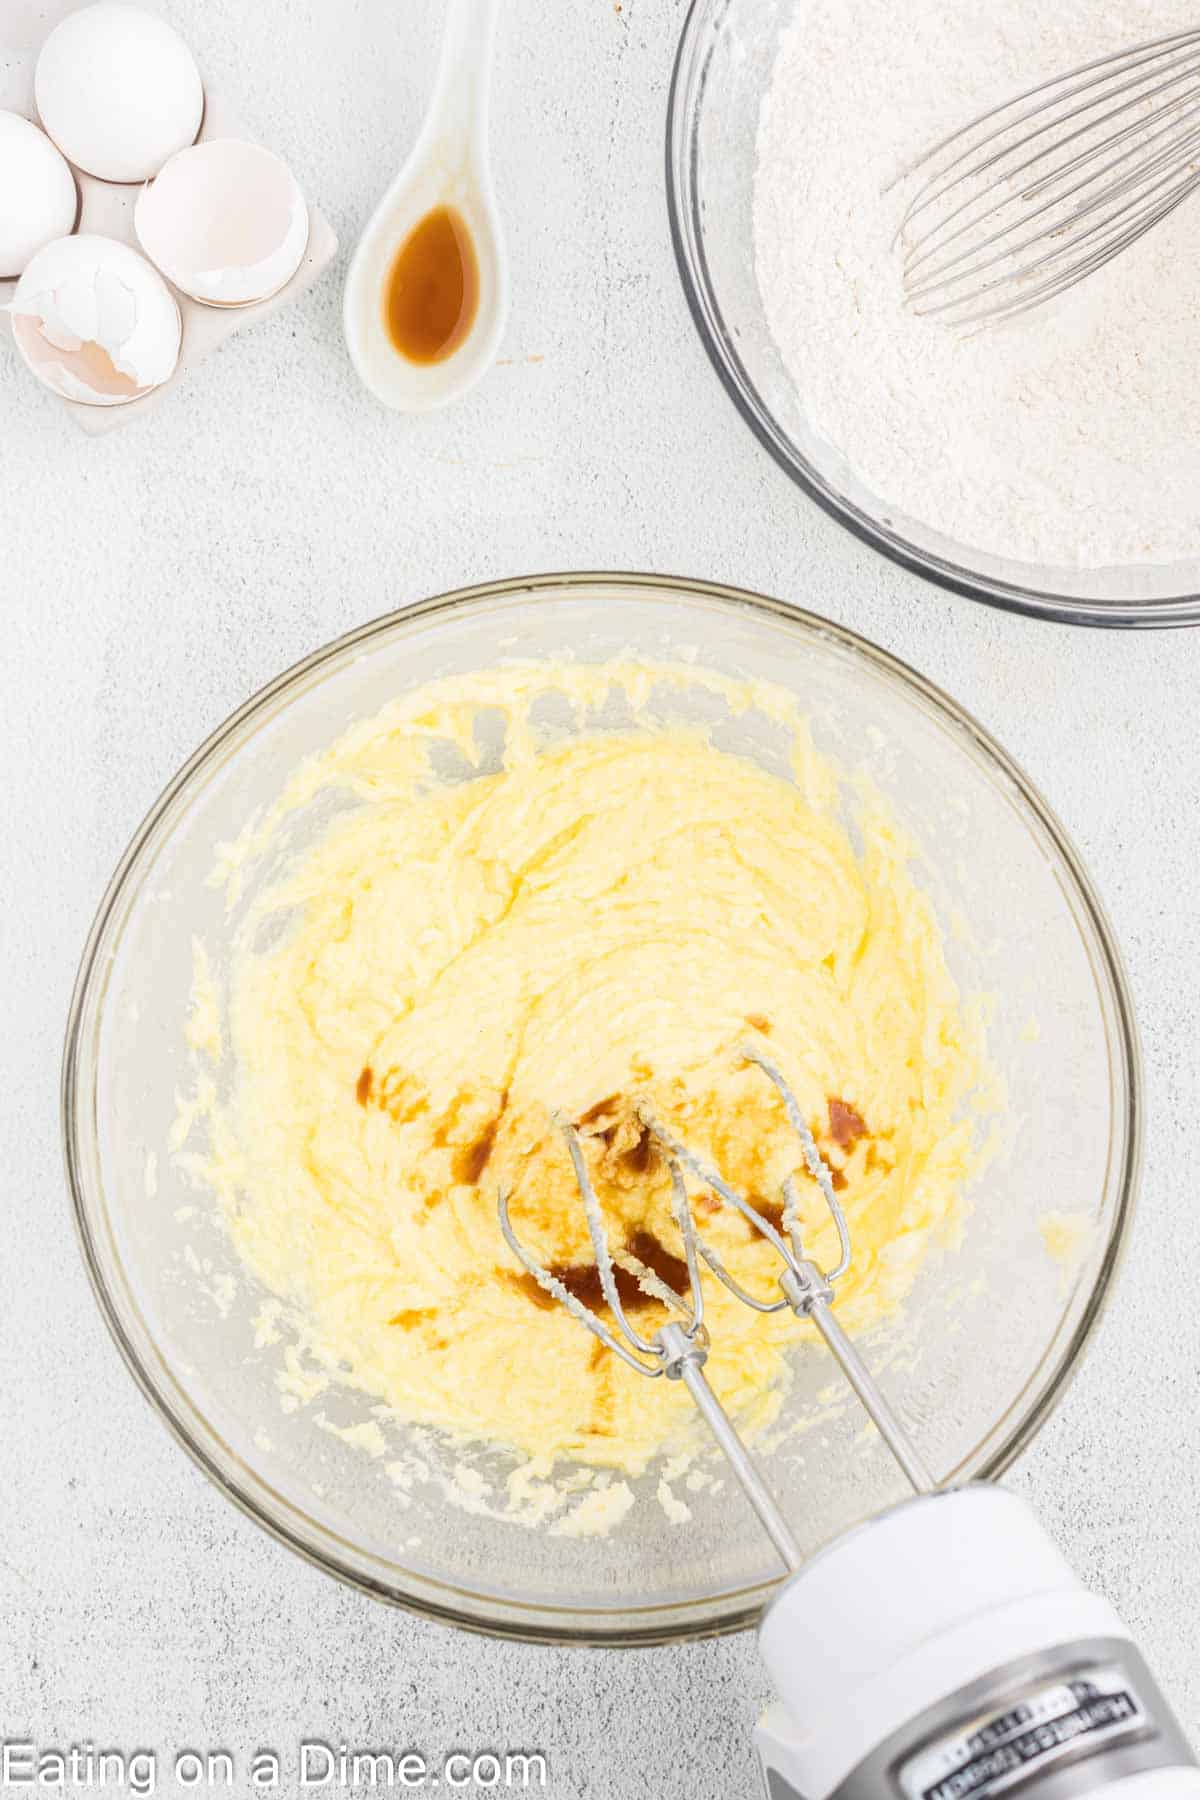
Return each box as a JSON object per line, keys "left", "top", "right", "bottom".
{"left": 500, "top": 1049, "right": 1200, "bottom": 1800}
{"left": 898, "top": 26, "right": 1200, "bottom": 326}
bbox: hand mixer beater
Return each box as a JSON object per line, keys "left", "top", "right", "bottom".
{"left": 500, "top": 1046, "right": 934, "bottom": 1560}
{"left": 500, "top": 1049, "right": 1199, "bottom": 1800}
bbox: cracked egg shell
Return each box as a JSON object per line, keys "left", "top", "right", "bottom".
{"left": 135, "top": 138, "right": 309, "bottom": 306}
{"left": 9, "top": 233, "right": 181, "bottom": 406}
{"left": 35, "top": 2, "right": 203, "bottom": 183}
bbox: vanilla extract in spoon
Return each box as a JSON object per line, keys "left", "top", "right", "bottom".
{"left": 384, "top": 203, "right": 479, "bottom": 365}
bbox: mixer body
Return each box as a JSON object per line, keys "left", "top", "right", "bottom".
{"left": 755, "top": 1487, "right": 1199, "bottom": 1800}
{"left": 496, "top": 1055, "right": 1194, "bottom": 1800}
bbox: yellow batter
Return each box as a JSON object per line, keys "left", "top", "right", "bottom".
{"left": 190, "top": 662, "right": 981, "bottom": 1479}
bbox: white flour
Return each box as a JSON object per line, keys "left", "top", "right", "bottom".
{"left": 754, "top": 0, "right": 1200, "bottom": 568}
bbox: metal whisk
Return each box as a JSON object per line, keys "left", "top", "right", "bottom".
{"left": 498, "top": 1048, "right": 933, "bottom": 1569}
{"left": 899, "top": 26, "right": 1200, "bottom": 327}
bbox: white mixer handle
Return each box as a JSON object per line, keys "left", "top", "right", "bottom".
{"left": 1087, "top": 1775, "right": 1200, "bottom": 1800}
{"left": 754, "top": 1487, "right": 1198, "bottom": 1800}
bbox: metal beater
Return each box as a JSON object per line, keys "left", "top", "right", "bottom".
{"left": 899, "top": 27, "right": 1200, "bottom": 326}
{"left": 498, "top": 1045, "right": 933, "bottom": 1569}
{"left": 498, "top": 1050, "right": 1200, "bottom": 1800}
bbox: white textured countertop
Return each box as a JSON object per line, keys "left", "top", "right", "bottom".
{"left": 3, "top": 1, "right": 1198, "bottom": 1794}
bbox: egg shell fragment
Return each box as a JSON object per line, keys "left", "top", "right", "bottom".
{"left": 0, "top": 110, "right": 78, "bottom": 277}
{"left": 9, "top": 233, "right": 181, "bottom": 405}
{"left": 134, "top": 138, "right": 309, "bottom": 306}
{"left": 35, "top": 2, "right": 203, "bottom": 183}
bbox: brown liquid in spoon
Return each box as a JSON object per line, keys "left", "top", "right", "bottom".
{"left": 383, "top": 205, "right": 479, "bottom": 365}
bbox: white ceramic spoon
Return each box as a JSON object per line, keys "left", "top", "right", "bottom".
{"left": 343, "top": 0, "right": 508, "bottom": 412}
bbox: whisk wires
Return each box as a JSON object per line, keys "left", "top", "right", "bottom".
{"left": 898, "top": 27, "right": 1200, "bottom": 326}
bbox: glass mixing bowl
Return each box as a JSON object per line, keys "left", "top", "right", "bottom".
{"left": 666, "top": 0, "right": 1200, "bottom": 628}
{"left": 63, "top": 573, "right": 1139, "bottom": 1643}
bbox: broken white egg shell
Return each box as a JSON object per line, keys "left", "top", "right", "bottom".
{"left": 0, "top": 110, "right": 78, "bottom": 279}
{"left": 8, "top": 233, "right": 181, "bottom": 406}
{"left": 34, "top": 1, "right": 203, "bottom": 184}
{"left": 134, "top": 138, "right": 309, "bottom": 306}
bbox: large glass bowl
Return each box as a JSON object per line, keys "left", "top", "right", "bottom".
{"left": 666, "top": 0, "right": 1200, "bottom": 628}
{"left": 63, "top": 573, "right": 1139, "bottom": 1643}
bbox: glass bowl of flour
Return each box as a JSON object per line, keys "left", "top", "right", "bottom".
{"left": 668, "top": 0, "right": 1200, "bottom": 625}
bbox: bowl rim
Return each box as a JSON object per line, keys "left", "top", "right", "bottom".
{"left": 664, "top": 0, "right": 1200, "bottom": 631}
{"left": 61, "top": 570, "right": 1142, "bottom": 1643}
